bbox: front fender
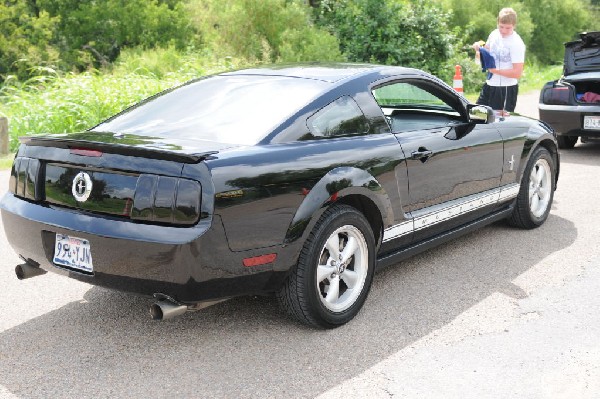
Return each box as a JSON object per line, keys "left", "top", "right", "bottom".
{"left": 284, "top": 167, "right": 394, "bottom": 244}
{"left": 515, "top": 125, "right": 559, "bottom": 186}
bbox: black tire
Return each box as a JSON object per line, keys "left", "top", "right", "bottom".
{"left": 508, "top": 147, "right": 555, "bottom": 229}
{"left": 556, "top": 135, "right": 577, "bottom": 149}
{"left": 277, "top": 204, "right": 376, "bottom": 329}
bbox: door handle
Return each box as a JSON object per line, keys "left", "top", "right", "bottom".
{"left": 411, "top": 148, "right": 433, "bottom": 162}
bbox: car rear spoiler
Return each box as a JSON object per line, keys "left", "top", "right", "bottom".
{"left": 19, "top": 136, "right": 219, "bottom": 163}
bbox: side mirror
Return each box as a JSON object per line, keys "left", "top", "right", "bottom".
{"left": 468, "top": 104, "right": 495, "bottom": 124}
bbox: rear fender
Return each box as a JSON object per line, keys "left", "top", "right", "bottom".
{"left": 284, "top": 167, "right": 394, "bottom": 245}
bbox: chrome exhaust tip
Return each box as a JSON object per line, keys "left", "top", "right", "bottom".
{"left": 150, "top": 297, "right": 188, "bottom": 321}
{"left": 15, "top": 263, "right": 47, "bottom": 280}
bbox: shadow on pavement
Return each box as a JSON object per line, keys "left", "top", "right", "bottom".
{"left": 0, "top": 214, "right": 576, "bottom": 398}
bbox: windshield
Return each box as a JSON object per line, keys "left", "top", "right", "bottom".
{"left": 95, "top": 75, "right": 329, "bottom": 145}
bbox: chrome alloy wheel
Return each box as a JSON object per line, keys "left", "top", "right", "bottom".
{"left": 528, "top": 158, "right": 552, "bottom": 218}
{"left": 316, "top": 225, "right": 369, "bottom": 313}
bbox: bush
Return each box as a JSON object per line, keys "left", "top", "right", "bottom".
{"left": 313, "top": 0, "right": 456, "bottom": 76}
{"left": 188, "top": 0, "right": 343, "bottom": 63}
{"left": 41, "top": 0, "right": 195, "bottom": 69}
{"left": 0, "top": 0, "right": 195, "bottom": 81}
{"left": 0, "top": 50, "right": 256, "bottom": 152}
{"left": 523, "top": 0, "right": 591, "bottom": 64}
{"left": 442, "top": 56, "right": 486, "bottom": 95}
{"left": 0, "top": 2, "right": 60, "bottom": 81}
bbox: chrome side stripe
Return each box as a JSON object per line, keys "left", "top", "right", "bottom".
{"left": 383, "top": 183, "right": 520, "bottom": 242}
{"left": 498, "top": 184, "right": 520, "bottom": 202}
{"left": 382, "top": 220, "right": 413, "bottom": 242}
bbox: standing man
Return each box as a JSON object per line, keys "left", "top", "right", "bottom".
{"left": 473, "top": 8, "right": 525, "bottom": 112}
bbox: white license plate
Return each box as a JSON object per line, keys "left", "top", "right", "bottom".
{"left": 53, "top": 234, "right": 93, "bottom": 273}
{"left": 584, "top": 116, "right": 600, "bottom": 130}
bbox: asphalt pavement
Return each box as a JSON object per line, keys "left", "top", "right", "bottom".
{"left": 1, "top": 92, "right": 599, "bottom": 398}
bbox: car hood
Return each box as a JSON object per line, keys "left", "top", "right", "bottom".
{"left": 20, "top": 131, "right": 241, "bottom": 163}
{"left": 564, "top": 32, "right": 600, "bottom": 75}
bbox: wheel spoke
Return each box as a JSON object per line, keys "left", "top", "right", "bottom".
{"left": 340, "top": 236, "right": 358, "bottom": 264}
{"left": 538, "top": 184, "right": 550, "bottom": 199}
{"left": 325, "top": 275, "right": 340, "bottom": 304}
{"left": 317, "top": 264, "right": 333, "bottom": 284}
{"left": 536, "top": 164, "right": 546, "bottom": 184}
{"left": 341, "top": 269, "right": 359, "bottom": 289}
{"left": 530, "top": 192, "right": 540, "bottom": 212}
{"left": 325, "top": 234, "right": 341, "bottom": 260}
{"left": 530, "top": 169, "right": 539, "bottom": 186}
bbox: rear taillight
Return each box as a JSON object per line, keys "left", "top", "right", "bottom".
{"left": 131, "top": 174, "right": 201, "bottom": 225}
{"left": 10, "top": 156, "right": 202, "bottom": 226}
{"left": 542, "top": 85, "right": 573, "bottom": 105}
{"left": 10, "top": 157, "right": 41, "bottom": 201}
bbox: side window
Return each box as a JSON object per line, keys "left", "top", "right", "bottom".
{"left": 305, "top": 96, "right": 370, "bottom": 139}
{"left": 372, "top": 81, "right": 461, "bottom": 133}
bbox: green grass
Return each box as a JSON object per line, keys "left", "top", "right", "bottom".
{"left": 0, "top": 48, "right": 250, "bottom": 153}
{"left": 519, "top": 63, "right": 563, "bottom": 93}
{"left": 0, "top": 153, "right": 14, "bottom": 170}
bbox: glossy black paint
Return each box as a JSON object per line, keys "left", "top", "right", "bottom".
{"left": 1, "top": 64, "right": 559, "bottom": 305}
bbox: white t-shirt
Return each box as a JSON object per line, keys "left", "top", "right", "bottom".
{"left": 485, "top": 29, "right": 525, "bottom": 87}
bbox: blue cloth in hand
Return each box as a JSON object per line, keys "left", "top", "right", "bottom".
{"left": 479, "top": 47, "right": 496, "bottom": 72}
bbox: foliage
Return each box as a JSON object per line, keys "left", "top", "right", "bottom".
{"left": 39, "top": 0, "right": 195, "bottom": 69}
{"left": 0, "top": 50, "right": 249, "bottom": 152}
{"left": 0, "top": 1, "right": 60, "bottom": 81}
{"left": 187, "top": 0, "right": 343, "bottom": 62}
{"left": 443, "top": 1, "right": 534, "bottom": 48}
{"left": 0, "top": 154, "right": 14, "bottom": 170}
{"left": 312, "top": 0, "right": 456, "bottom": 76}
{"left": 0, "top": 0, "right": 194, "bottom": 81}
{"left": 522, "top": 0, "right": 591, "bottom": 64}
{"left": 443, "top": 0, "right": 591, "bottom": 64}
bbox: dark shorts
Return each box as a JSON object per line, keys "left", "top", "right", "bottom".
{"left": 476, "top": 84, "right": 519, "bottom": 112}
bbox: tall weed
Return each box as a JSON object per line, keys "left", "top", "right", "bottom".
{"left": 0, "top": 49, "right": 248, "bottom": 152}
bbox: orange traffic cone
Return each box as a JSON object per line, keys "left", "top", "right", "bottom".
{"left": 453, "top": 65, "right": 463, "bottom": 93}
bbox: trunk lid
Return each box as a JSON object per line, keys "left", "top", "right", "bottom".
{"left": 564, "top": 32, "right": 600, "bottom": 76}
{"left": 11, "top": 131, "right": 223, "bottom": 226}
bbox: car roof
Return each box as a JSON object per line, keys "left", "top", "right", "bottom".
{"left": 221, "top": 63, "right": 415, "bottom": 83}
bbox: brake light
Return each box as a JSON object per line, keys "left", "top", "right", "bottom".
{"left": 9, "top": 157, "right": 41, "bottom": 200}
{"left": 131, "top": 174, "right": 202, "bottom": 225}
{"left": 70, "top": 148, "right": 103, "bottom": 157}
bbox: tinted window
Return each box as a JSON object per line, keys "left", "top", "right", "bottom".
{"left": 95, "top": 75, "right": 329, "bottom": 145}
{"left": 372, "top": 81, "right": 461, "bottom": 133}
{"left": 373, "top": 82, "right": 453, "bottom": 110}
{"left": 306, "top": 96, "right": 370, "bottom": 139}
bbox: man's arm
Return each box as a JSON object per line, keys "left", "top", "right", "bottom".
{"left": 489, "top": 63, "right": 524, "bottom": 79}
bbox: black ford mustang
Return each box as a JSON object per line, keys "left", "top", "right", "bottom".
{"left": 1, "top": 64, "right": 559, "bottom": 328}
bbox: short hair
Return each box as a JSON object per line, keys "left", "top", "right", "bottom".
{"left": 498, "top": 7, "right": 517, "bottom": 25}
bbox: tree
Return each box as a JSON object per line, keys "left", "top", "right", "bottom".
{"left": 523, "top": 0, "right": 591, "bottom": 64}
{"left": 188, "top": 0, "right": 342, "bottom": 62}
{"left": 39, "top": 0, "right": 194, "bottom": 69}
{"left": 0, "top": 0, "right": 59, "bottom": 81}
{"left": 313, "top": 0, "right": 456, "bottom": 76}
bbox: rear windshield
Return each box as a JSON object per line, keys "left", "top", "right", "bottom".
{"left": 95, "top": 75, "right": 329, "bottom": 145}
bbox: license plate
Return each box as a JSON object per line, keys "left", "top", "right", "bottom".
{"left": 53, "top": 234, "right": 93, "bottom": 273}
{"left": 584, "top": 116, "right": 600, "bottom": 130}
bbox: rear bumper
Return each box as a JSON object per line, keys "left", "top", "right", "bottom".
{"left": 539, "top": 104, "right": 600, "bottom": 137}
{"left": 1, "top": 193, "right": 288, "bottom": 303}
